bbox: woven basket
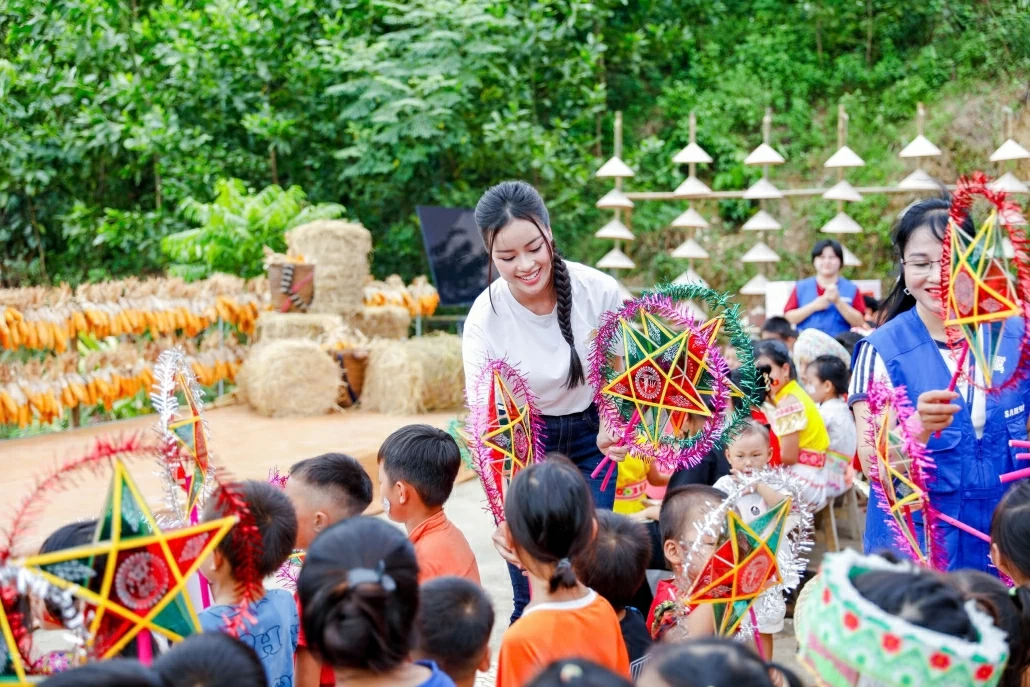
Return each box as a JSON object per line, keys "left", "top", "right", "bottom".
{"left": 268, "top": 263, "right": 315, "bottom": 313}
{"left": 334, "top": 349, "right": 369, "bottom": 408}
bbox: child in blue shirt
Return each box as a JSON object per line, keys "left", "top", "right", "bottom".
{"left": 199, "top": 480, "right": 299, "bottom": 687}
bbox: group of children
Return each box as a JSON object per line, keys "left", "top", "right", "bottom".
{"left": 29, "top": 403, "right": 1030, "bottom": 687}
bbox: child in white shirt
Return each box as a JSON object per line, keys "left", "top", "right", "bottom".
{"left": 804, "top": 355, "right": 857, "bottom": 499}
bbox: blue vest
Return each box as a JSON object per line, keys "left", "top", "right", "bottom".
{"left": 795, "top": 277, "right": 858, "bottom": 337}
{"left": 857, "top": 307, "right": 1027, "bottom": 572}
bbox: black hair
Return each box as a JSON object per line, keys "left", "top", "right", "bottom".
{"left": 991, "top": 480, "right": 1030, "bottom": 580}
{"left": 659, "top": 485, "right": 726, "bottom": 546}
{"left": 834, "top": 330, "right": 863, "bottom": 356}
{"left": 811, "top": 238, "right": 844, "bottom": 264}
{"left": 573, "top": 510, "right": 650, "bottom": 612}
{"left": 809, "top": 354, "right": 850, "bottom": 397}
{"left": 414, "top": 576, "right": 494, "bottom": 682}
{"left": 754, "top": 339, "right": 796, "bottom": 381}
{"left": 948, "top": 570, "right": 1030, "bottom": 687}
{"left": 852, "top": 568, "right": 978, "bottom": 641}
{"left": 760, "top": 316, "right": 797, "bottom": 341}
{"left": 153, "top": 632, "right": 265, "bottom": 687}
{"left": 297, "top": 516, "right": 420, "bottom": 673}
{"left": 377, "top": 424, "right": 461, "bottom": 508}
{"left": 863, "top": 294, "right": 880, "bottom": 312}
{"left": 39, "top": 660, "right": 163, "bottom": 687}
{"left": 527, "top": 659, "right": 633, "bottom": 687}
{"left": 643, "top": 637, "right": 804, "bottom": 687}
{"left": 39, "top": 519, "right": 101, "bottom": 619}
{"left": 880, "top": 193, "right": 975, "bottom": 323}
{"left": 204, "top": 480, "right": 298, "bottom": 578}
{"left": 474, "top": 180, "right": 584, "bottom": 389}
{"left": 290, "top": 452, "right": 374, "bottom": 516}
{"left": 504, "top": 458, "right": 594, "bottom": 593}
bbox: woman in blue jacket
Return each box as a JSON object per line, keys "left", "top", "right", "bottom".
{"left": 784, "top": 239, "right": 867, "bottom": 336}
{"left": 849, "top": 196, "right": 1028, "bottom": 573}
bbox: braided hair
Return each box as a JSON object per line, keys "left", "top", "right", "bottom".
{"left": 474, "top": 180, "right": 584, "bottom": 389}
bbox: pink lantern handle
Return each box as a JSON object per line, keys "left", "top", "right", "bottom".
{"left": 935, "top": 511, "right": 992, "bottom": 543}
{"left": 1000, "top": 467, "right": 1030, "bottom": 484}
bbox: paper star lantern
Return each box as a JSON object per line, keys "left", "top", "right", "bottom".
{"left": 17, "top": 461, "right": 236, "bottom": 659}
{"left": 467, "top": 360, "right": 544, "bottom": 525}
{"left": 687, "top": 497, "right": 791, "bottom": 636}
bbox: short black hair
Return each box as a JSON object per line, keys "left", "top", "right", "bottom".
{"left": 854, "top": 567, "right": 978, "bottom": 641}
{"left": 992, "top": 480, "right": 1030, "bottom": 581}
{"left": 835, "top": 331, "right": 863, "bottom": 356}
{"left": 297, "top": 517, "right": 420, "bottom": 673}
{"left": 39, "top": 520, "right": 102, "bottom": 618}
{"left": 153, "top": 632, "right": 265, "bottom": 687}
{"left": 811, "top": 238, "right": 844, "bottom": 263}
{"left": 205, "top": 480, "right": 298, "bottom": 578}
{"left": 659, "top": 485, "right": 725, "bottom": 546}
{"left": 760, "top": 316, "right": 797, "bottom": 341}
{"left": 38, "top": 659, "right": 163, "bottom": 687}
{"left": 414, "top": 577, "right": 494, "bottom": 682}
{"left": 863, "top": 295, "right": 880, "bottom": 312}
{"left": 528, "top": 659, "right": 633, "bottom": 687}
{"left": 573, "top": 510, "right": 650, "bottom": 611}
{"left": 646, "top": 638, "right": 803, "bottom": 687}
{"left": 809, "top": 354, "right": 850, "bottom": 396}
{"left": 290, "top": 453, "right": 374, "bottom": 516}
{"left": 754, "top": 339, "right": 796, "bottom": 380}
{"left": 378, "top": 424, "right": 461, "bottom": 508}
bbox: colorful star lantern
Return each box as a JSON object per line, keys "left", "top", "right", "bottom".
{"left": 16, "top": 460, "right": 236, "bottom": 659}
{"left": 940, "top": 172, "right": 1030, "bottom": 391}
{"left": 865, "top": 380, "right": 946, "bottom": 570}
{"left": 686, "top": 497, "right": 790, "bottom": 636}
{"left": 467, "top": 360, "right": 544, "bottom": 525}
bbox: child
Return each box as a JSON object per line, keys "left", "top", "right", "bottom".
{"left": 613, "top": 456, "right": 669, "bottom": 515}
{"left": 804, "top": 354, "right": 856, "bottom": 499}
{"left": 38, "top": 660, "right": 162, "bottom": 686}
{"left": 712, "top": 422, "right": 788, "bottom": 658}
{"left": 153, "top": 632, "right": 266, "bottom": 687}
{"left": 286, "top": 452, "right": 374, "bottom": 550}
{"left": 991, "top": 480, "right": 1030, "bottom": 586}
{"left": 297, "top": 516, "right": 455, "bottom": 686}
{"left": 199, "top": 480, "right": 299, "bottom": 687}
{"left": 496, "top": 459, "right": 630, "bottom": 685}
{"left": 378, "top": 424, "right": 480, "bottom": 584}
{"left": 646, "top": 485, "right": 726, "bottom": 639}
{"left": 287, "top": 453, "right": 374, "bottom": 687}
{"left": 414, "top": 577, "right": 494, "bottom": 687}
{"left": 636, "top": 638, "right": 802, "bottom": 687}
{"left": 948, "top": 570, "right": 1030, "bottom": 687}
{"left": 573, "top": 510, "right": 651, "bottom": 668}
{"left": 528, "top": 660, "right": 633, "bottom": 687}
{"left": 760, "top": 316, "right": 798, "bottom": 352}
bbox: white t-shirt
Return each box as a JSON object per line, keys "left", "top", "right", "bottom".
{"left": 462, "top": 261, "right": 623, "bottom": 416}
{"left": 849, "top": 338, "right": 986, "bottom": 438}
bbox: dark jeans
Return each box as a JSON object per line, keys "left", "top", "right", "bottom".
{"left": 507, "top": 404, "right": 615, "bottom": 623}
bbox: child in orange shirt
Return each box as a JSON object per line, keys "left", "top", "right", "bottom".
{"left": 496, "top": 458, "right": 630, "bottom": 686}
{"left": 378, "top": 424, "right": 480, "bottom": 584}
{"left": 646, "top": 485, "right": 726, "bottom": 640}
{"left": 285, "top": 453, "right": 375, "bottom": 687}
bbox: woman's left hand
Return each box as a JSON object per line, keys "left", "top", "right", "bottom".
{"left": 597, "top": 427, "right": 630, "bottom": 462}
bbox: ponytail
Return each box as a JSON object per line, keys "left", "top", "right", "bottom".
{"left": 549, "top": 557, "right": 577, "bottom": 593}
{"left": 552, "top": 252, "right": 584, "bottom": 389}
{"left": 475, "top": 181, "right": 583, "bottom": 389}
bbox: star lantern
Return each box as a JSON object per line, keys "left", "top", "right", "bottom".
{"left": 686, "top": 497, "right": 791, "bottom": 636}
{"left": 166, "top": 371, "right": 211, "bottom": 516}
{"left": 480, "top": 372, "right": 536, "bottom": 511}
{"left": 16, "top": 460, "right": 236, "bottom": 659}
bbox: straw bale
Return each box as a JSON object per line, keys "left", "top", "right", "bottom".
{"left": 287, "top": 221, "right": 372, "bottom": 316}
{"left": 350, "top": 306, "right": 411, "bottom": 340}
{"left": 360, "top": 334, "right": 464, "bottom": 414}
{"left": 241, "top": 340, "right": 340, "bottom": 417}
{"left": 255, "top": 312, "right": 343, "bottom": 343}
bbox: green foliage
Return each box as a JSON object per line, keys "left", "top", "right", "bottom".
{"left": 162, "top": 179, "right": 345, "bottom": 279}
{"left": 0, "top": 0, "right": 1027, "bottom": 289}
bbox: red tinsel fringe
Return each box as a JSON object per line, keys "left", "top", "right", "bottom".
{"left": 938, "top": 172, "right": 1030, "bottom": 393}
{"left": 211, "top": 470, "right": 265, "bottom": 624}
{"left": 0, "top": 433, "right": 151, "bottom": 562}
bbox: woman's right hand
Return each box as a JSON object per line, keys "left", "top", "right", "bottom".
{"left": 492, "top": 522, "right": 523, "bottom": 568}
{"left": 915, "top": 389, "right": 961, "bottom": 441}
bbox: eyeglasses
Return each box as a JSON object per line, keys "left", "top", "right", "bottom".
{"left": 901, "top": 259, "right": 943, "bottom": 277}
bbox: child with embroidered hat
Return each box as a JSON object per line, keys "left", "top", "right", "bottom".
{"left": 378, "top": 424, "right": 480, "bottom": 584}
{"left": 285, "top": 452, "right": 375, "bottom": 687}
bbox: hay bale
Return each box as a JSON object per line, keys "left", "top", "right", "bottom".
{"left": 242, "top": 340, "right": 341, "bottom": 417}
{"left": 360, "top": 334, "right": 464, "bottom": 414}
{"left": 287, "top": 221, "right": 372, "bottom": 316}
{"left": 255, "top": 312, "right": 343, "bottom": 343}
{"left": 350, "top": 306, "right": 411, "bottom": 340}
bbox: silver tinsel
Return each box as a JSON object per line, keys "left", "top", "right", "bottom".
{"left": 675, "top": 467, "right": 815, "bottom": 635}
{"left": 0, "top": 564, "right": 87, "bottom": 654}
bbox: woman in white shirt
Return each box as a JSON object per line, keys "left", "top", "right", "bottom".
{"left": 462, "top": 180, "right": 627, "bottom": 621}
